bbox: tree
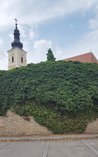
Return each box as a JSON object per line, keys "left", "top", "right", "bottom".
{"left": 47, "top": 48, "right": 56, "bottom": 61}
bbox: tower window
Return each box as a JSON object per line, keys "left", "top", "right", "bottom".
{"left": 21, "top": 57, "right": 23, "bottom": 63}
{"left": 12, "top": 56, "right": 14, "bottom": 63}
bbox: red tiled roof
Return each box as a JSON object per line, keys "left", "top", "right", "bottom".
{"left": 64, "top": 52, "right": 98, "bottom": 64}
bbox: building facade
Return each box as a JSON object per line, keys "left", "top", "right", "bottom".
{"left": 8, "top": 20, "right": 27, "bottom": 70}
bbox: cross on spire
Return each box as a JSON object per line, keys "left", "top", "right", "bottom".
{"left": 15, "top": 18, "right": 17, "bottom": 24}
{"left": 14, "top": 18, "right": 18, "bottom": 29}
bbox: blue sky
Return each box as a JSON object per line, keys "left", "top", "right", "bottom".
{"left": 0, "top": 0, "right": 98, "bottom": 70}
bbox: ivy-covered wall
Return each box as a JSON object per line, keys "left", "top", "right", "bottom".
{"left": 0, "top": 61, "right": 98, "bottom": 133}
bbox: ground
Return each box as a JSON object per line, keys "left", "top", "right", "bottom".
{"left": 0, "top": 111, "right": 98, "bottom": 135}
{"left": 0, "top": 140, "right": 97, "bottom": 157}
{"left": 0, "top": 111, "right": 51, "bottom": 135}
{"left": 86, "top": 118, "right": 98, "bottom": 133}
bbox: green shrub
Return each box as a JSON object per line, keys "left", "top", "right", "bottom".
{"left": 11, "top": 103, "right": 96, "bottom": 133}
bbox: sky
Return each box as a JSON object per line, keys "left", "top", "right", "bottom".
{"left": 0, "top": 0, "right": 98, "bottom": 70}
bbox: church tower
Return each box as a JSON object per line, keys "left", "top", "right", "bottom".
{"left": 8, "top": 19, "right": 27, "bottom": 70}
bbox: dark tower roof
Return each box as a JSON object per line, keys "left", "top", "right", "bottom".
{"left": 11, "top": 19, "right": 23, "bottom": 49}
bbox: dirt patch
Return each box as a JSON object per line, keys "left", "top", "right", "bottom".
{"left": 86, "top": 119, "right": 98, "bottom": 133}
{"left": 0, "top": 111, "right": 51, "bottom": 136}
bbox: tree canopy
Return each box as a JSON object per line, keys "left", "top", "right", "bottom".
{"left": 47, "top": 48, "right": 56, "bottom": 61}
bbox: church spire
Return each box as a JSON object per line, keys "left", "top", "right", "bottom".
{"left": 11, "top": 19, "right": 23, "bottom": 49}
{"left": 15, "top": 18, "right": 18, "bottom": 29}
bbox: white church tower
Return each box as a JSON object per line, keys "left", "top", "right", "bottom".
{"left": 8, "top": 19, "right": 27, "bottom": 70}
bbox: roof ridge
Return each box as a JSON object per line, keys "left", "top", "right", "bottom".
{"left": 65, "top": 52, "right": 92, "bottom": 60}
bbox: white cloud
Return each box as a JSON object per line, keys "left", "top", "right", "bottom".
{"left": 28, "top": 29, "right": 35, "bottom": 40}
{"left": 33, "top": 39, "right": 52, "bottom": 51}
{"left": 0, "top": 56, "right": 8, "bottom": 70}
{"left": 0, "top": 39, "right": 4, "bottom": 50}
{"left": 89, "top": 14, "right": 98, "bottom": 31}
{"left": 0, "top": 39, "right": 5, "bottom": 58}
{"left": 0, "top": 38, "right": 8, "bottom": 70}
{"left": 27, "top": 39, "right": 52, "bottom": 63}
{"left": 28, "top": 25, "right": 38, "bottom": 40}
{"left": 0, "top": 0, "right": 97, "bottom": 29}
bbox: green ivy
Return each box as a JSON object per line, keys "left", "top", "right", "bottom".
{"left": 0, "top": 61, "right": 98, "bottom": 133}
